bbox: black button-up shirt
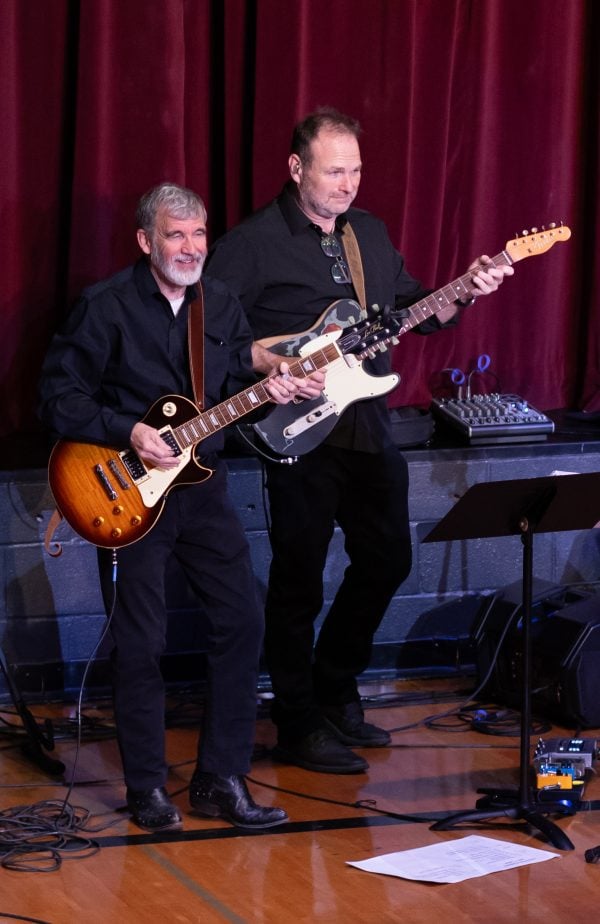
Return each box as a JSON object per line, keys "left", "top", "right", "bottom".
{"left": 38, "top": 259, "right": 257, "bottom": 456}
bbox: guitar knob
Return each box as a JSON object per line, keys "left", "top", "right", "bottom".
{"left": 113, "top": 505, "right": 124, "bottom": 515}
{"left": 130, "top": 515, "right": 142, "bottom": 526}
{"left": 111, "top": 528, "right": 122, "bottom": 539}
{"left": 93, "top": 516, "right": 104, "bottom": 527}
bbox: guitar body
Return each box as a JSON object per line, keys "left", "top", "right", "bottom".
{"left": 48, "top": 395, "right": 213, "bottom": 548}
{"left": 253, "top": 301, "right": 399, "bottom": 455}
{"left": 253, "top": 334, "right": 399, "bottom": 455}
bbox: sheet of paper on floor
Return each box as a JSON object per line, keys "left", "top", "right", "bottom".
{"left": 347, "top": 835, "right": 560, "bottom": 884}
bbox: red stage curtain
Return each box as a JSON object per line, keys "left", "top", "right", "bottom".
{"left": 1, "top": 0, "right": 598, "bottom": 442}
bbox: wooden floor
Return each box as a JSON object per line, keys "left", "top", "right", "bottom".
{"left": 0, "top": 677, "right": 599, "bottom": 924}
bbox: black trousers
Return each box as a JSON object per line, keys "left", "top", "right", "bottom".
{"left": 97, "top": 461, "right": 263, "bottom": 792}
{"left": 264, "top": 443, "right": 412, "bottom": 742}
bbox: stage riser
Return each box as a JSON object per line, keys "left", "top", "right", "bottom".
{"left": 1, "top": 437, "right": 600, "bottom": 698}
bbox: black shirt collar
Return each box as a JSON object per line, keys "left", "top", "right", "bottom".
{"left": 277, "top": 182, "right": 349, "bottom": 236}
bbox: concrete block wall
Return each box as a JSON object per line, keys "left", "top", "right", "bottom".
{"left": 1, "top": 436, "right": 600, "bottom": 700}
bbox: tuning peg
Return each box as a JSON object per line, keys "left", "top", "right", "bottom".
{"left": 531, "top": 226, "right": 538, "bottom": 233}
{"left": 549, "top": 221, "right": 556, "bottom": 228}
{"left": 522, "top": 229, "right": 529, "bottom": 236}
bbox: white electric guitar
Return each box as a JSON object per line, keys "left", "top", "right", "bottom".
{"left": 252, "top": 225, "right": 572, "bottom": 455}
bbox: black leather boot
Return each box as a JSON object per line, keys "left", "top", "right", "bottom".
{"left": 189, "top": 772, "right": 288, "bottom": 829}
{"left": 273, "top": 728, "right": 369, "bottom": 773}
{"left": 126, "top": 786, "right": 183, "bottom": 832}
{"left": 322, "top": 701, "right": 392, "bottom": 747}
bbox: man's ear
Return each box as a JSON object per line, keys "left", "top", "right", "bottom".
{"left": 288, "top": 154, "right": 302, "bottom": 185}
{"left": 137, "top": 228, "right": 151, "bottom": 255}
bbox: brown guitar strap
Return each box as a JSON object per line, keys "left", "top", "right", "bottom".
{"left": 188, "top": 283, "right": 205, "bottom": 409}
{"left": 341, "top": 222, "right": 367, "bottom": 310}
{"left": 44, "top": 507, "right": 63, "bottom": 557}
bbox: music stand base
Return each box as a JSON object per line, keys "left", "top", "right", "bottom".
{"left": 431, "top": 788, "right": 576, "bottom": 851}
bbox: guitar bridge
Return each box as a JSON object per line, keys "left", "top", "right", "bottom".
{"left": 94, "top": 464, "right": 118, "bottom": 501}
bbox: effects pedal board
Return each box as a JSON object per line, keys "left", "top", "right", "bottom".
{"left": 534, "top": 736, "right": 597, "bottom": 770}
{"left": 431, "top": 393, "right": 555, "bottom": 444}
{"left": 533, "top": 737, "right": 597, "bottom": 797}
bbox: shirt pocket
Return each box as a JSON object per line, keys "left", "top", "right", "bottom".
{"left": 202, "top": 331, "right": 231, "bottom": 403}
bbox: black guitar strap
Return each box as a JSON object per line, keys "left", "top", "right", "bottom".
{"left": 341, "top": 222, "right": 367, "bottom": 310}
{"left": 188, "top": 282, "right": 205, "bottom": 409}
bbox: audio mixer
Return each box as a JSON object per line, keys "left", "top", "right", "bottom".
{"left": 431, "top": 393, "right": 555, "bottom": 444}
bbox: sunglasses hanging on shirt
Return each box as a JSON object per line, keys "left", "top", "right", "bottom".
{"left": 319, "top": 234, "right": 352, "bottom": 285}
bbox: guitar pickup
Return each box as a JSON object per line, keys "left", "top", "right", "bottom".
{"left": 160, "top": 429, "right": 182, "bottom": 456}
{"left": 283, "top": 401, "right": 338, "bottom": 437}
{"left": 120, "top": 449, "right": 148, "bottom": 481}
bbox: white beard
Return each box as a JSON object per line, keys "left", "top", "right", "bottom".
{"left": 152, "top": 247, "right": 204, "bottom": 288}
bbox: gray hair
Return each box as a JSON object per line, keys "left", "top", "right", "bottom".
{"left": 136, "top": 183, "right": 206, "bottom": 235}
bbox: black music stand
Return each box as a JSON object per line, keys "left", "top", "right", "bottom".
{"left": 423, "top": 472, "right": 600, "bottom": 851}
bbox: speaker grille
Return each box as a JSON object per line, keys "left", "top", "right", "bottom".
{"left": 474, "top": 581, "right": 600, "bottom": 728}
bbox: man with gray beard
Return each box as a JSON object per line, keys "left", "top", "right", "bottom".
{"left": 38, "top": 183, "right": 317, "bottom": 832}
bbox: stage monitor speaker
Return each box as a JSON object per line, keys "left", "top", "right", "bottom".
{"left": 473, "top": 579, "right": 600, "bottom": 729}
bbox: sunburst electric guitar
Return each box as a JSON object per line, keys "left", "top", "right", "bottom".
{"left": 252, "top": 225, "right": 572, "bottom": 455}
{"left": 47, "top": 308, "right": 412, "bottom": 548}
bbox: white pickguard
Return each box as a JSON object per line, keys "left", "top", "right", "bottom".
{"left": 298, "top": 332, "right": 399, "bottom": 416}
{"left": 121, "top": 444, "right": 193, "bottom": 508}
{"left": 253, "top": 332, "right": 400, "bottom": 455}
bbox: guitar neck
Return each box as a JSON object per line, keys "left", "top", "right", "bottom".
{"left": 398, "top": 249, "right": 513, "bottom": 335}
{"left": 172, "top": 341, "right": 341, "bottom": 451}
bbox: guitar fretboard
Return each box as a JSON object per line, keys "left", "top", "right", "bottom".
{"left": 401, "top": 250, "right": 512, "bottom": 333}
{"left": 172, "top": 342, "right": 342, "bottom": 450}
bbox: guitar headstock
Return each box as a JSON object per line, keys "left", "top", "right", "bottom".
{"left": 506, "top": 224, "right": 571, "bottom": 263}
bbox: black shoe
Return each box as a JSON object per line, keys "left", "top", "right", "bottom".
{"left": 322, "top": 702, "right": 391, "bottom": 748}
{"left": 273, "top": 728, "right": 369, "bottom": 774}
{"left": 126, "top": 786, "right": 183, "bottom": 832}
{"left": 189, "top": 772, "right": 288, "bottom": 829}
